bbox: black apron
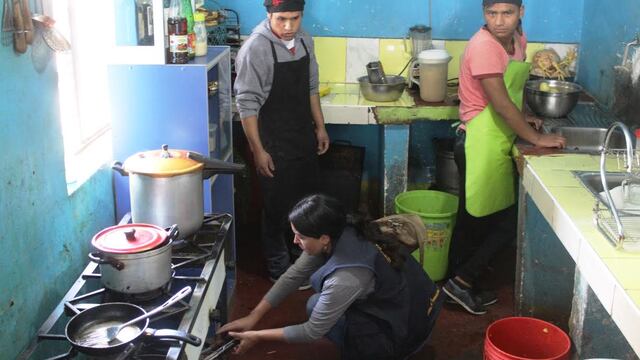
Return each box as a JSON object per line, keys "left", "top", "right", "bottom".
{"left": 258, "top": 38, "right": 317, "bottom": 161}
{"left": 257, "top": 38, "right": 320, "bottom": 277}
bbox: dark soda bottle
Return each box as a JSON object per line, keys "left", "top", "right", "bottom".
{"left": 167, "top": 0, "right": 188, "bottom": 64}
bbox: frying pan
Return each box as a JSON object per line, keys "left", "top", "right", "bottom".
{"left": 65, "top": 301, "right": 201, "bottom": 356}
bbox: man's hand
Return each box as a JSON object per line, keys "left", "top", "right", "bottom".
{"left": 316, "top": 127, "right": 330, "bottom": 155}
{"left": 254, "top": 149, "right": 275, "bottom": 178}
{"left": 534, "top": 133, "right": 566, "bottom": 148}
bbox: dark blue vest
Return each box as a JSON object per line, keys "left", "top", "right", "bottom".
{"left": 310, "top": 226, "right": 443, "bottom": 360}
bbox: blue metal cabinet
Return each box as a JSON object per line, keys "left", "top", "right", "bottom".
{"left": 108, "top": 46, "right": 234, "bottom": 220}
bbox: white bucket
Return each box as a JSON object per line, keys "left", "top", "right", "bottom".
{"left": 414, "top": 49, "right": 452, "bottom": 102}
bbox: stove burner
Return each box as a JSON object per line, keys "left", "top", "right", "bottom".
{"left": 104, "top": 286, "right": 169, "bottom": 303}
{"left": 18, "top": 213, "right": 233, "bottom": 360}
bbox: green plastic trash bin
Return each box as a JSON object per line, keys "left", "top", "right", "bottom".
{"left": 395, "top": 190, "right": 458, "bottom": 281}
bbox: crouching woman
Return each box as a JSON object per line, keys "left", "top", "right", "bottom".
{"left": 219, "top": 194, "right": 444, "bottom": 359}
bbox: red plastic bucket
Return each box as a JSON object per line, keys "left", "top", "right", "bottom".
{"left": 484, "top": 317, "right": 571, "bottom": 360}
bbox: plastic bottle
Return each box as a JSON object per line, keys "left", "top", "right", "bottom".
{"left": 167, "top": 0, "right": 188, "bottom": 64}
{"left": 181, "top": 0, "right": 195, "bottom": 60}
{"left": 194, "top": 12, "right": 208, "bottom": 57}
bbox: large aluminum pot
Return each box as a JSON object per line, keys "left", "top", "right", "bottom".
{"left": 89, "top": 224, "right": 178, "bottom": 294}
{"left": 128, "top": 169, "right": 203, "bottom": 239}
{"left": 113, "top": 145, "right": 244, "bottom": 238}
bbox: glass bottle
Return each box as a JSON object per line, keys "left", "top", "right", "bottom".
{"left": 181, "top": 0, "right": 195, "bottom": 60}
{"left": 194, "top": 12, "right": 207, "bottom": 57}
{"left": 167, "top": 0, "right": 188, "bottom": 64}
{"left": 135, "top": 0, "right": 154, "bottom": 46}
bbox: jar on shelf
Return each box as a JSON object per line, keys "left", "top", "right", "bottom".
{"left": 194, "top": 12, "right": 207, "bottom": 57}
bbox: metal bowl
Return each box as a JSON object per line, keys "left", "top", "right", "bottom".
{"left": 358, "top": 75, "right": 406, "bottom": 102}
{"left": 525, "top": 80, "right": 582, "bottom": 118}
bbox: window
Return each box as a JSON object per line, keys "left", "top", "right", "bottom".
{"left": 52, "top": 0, "right": 114, "bottom": 193}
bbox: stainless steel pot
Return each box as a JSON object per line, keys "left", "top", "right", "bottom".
{"left": 130, "top": 169, "right": 204, "bottom": 238}
{"left": 113, "top": 145, "right": 244, "bottom": 238}
{"left": 89, "top": 225, "right": 178, "bottom": 294}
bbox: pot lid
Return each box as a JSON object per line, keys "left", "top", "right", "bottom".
{"left": 123, "top": 145, "right": 205, "bottom": 177}
{"left": 418, "top": 49, "right": 452, "bottom": 64}
{"left": 92, "top": 223, "right": 168, "bottom": 254}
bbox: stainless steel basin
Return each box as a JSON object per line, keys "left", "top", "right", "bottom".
{"left": 549, "top": 127, "right": 627, "bottom": 153}
{"left": 574, "top": 171, "right": 628, "bottom": 200}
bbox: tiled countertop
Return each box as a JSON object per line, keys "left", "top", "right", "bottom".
{"left": 521, "top": 152, "right": 640, "bottom": 354}
{"left": 320, "top": 82, "right": 459, "bottom": 125}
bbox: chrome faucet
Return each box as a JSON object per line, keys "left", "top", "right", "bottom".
{"left": 599, "top": 122, "right": 635, "bottom": 243}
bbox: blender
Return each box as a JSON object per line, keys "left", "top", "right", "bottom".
{"left": 404, "top": 25, "right": 433, "bottom": 87}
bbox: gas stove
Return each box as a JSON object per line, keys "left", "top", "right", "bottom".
{"left": 17, "top": 214, "right": 233, "bottom": 360}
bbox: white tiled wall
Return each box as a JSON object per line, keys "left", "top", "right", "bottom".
{"left": 345, "top": 38, "right": 380, "bottom": 83}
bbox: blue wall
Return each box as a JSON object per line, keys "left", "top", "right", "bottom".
{"left": 577, "top": 0, "right": 640, "bottom": 109}
{"left": 215, "top": 0, "right": 583, "bottom": 42}
{"left": 0, "top": 34, "right": 115, "bottom": 358}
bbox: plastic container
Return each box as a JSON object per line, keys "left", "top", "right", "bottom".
{"left": 484, "top": 317, "right": 571, "bottom": 360}
{"left": 394, "top": 190, "right": 458, "bottom": 281}
{"left": 415, "top": 49, "right": 452, "bottom": 102}
{"left": 194, "top": 12, "right": 207, "bottom": 57}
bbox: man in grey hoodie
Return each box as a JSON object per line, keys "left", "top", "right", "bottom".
{"left": 235, "top": 0, "right": 330, "bottom": 284}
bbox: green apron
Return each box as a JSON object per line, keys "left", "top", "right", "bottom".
{"left": 464, "top": 60, "right": 531, "bottom": 217}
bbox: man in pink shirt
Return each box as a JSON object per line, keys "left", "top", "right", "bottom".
{"left": 443, "top": 0, "right": 565, "bottom": 315}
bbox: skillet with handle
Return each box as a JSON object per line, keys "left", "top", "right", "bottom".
{"left": 65, "top": 286, "right": 201, "bottom": 357}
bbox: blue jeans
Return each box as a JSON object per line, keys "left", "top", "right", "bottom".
{"left": 306, "top": 293, "right": 346, "bottom": 348}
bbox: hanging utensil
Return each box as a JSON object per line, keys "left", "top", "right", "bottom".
{"left": 31, "top": 13, "right": 70, "bottom": 52}
{"left": 20, "top": 0, "right": 33, "bottom": 44}
{"left": 1, "top": 0, "right": 14, "bottom": 46}
{"left": 31, "top": 0, "right": 70, "bottom": 52}
{"left": 12, "top": 0, "right": 26, "bottom": 53}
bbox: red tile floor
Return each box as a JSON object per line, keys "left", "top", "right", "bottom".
{"left": 226, "top": 222, "right": 516, "bottom": 360}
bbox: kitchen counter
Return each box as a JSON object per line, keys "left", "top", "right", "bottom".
{"left": 320, "top": 82, "right": 459, "bottom": 125}
{"left": 319, "top": 82, "right": 459, "bottom": 214}
{"left": 516, "top": 141, "right": 640, "bottom": 357}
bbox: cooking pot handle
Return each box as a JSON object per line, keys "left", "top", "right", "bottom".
{"left": 88, "top": 252, "right": 125, "bottom": 271}
{"left": 111, "top": 161, "right": 129, "bottom": 176}
{"left": 166, "top": 224, "right": 179, "bottom": 241}
{"left": 145, "top": 328, "right": 202, "bottom": 346}
{"left": 112, "top": 161, "right": 128, "bottom": 176}
{"left": 186, "top": 152, "right": 245, "bottom": 179}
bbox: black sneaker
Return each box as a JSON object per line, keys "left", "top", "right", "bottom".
{"left": 477, "top": 290, "right": 498, "bottom": 306}
{"left": 443, "top": 279, "right": 488, "bottom": 315}
{"left": 445, "top": 289, "right": 498, "bottom": 306}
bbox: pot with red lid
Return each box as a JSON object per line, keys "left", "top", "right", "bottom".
{"left": 89, "top": 223, "right": 178, "bottom": 294}
{"left": 112, "top": 144, "right": 244, "bottom": 238}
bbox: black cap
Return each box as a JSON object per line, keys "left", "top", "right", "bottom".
{"left": 483, "top": 0, "right": 522, "bottom": 6}
{"left": 264, "top": 0, "right": 305, "bottom": 13}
